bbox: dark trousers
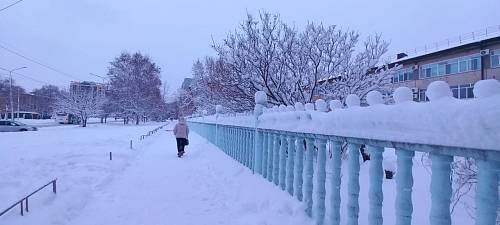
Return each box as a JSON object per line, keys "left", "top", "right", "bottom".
{"left": 176, "top": 138, "right": 187, "bottom": 153}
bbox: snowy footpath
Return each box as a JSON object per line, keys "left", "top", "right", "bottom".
{"left": 68, "top": 126, "right": 311, "bottom": 225}
{"left": 68, "top": 128, "right": 311, "bottom": 225}
{"left": 1, "top": 122, "right": 311, "bottom": 225}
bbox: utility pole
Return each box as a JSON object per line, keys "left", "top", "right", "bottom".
{"left": 8, "top": 66, "right": 27, "bottom": 121}
{"left": 17, "top": 88, "right": 20, "bottom": 119}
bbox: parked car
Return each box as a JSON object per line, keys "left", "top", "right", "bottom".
{"left": 0, "top": 120, "right": 38, "bottom": 132}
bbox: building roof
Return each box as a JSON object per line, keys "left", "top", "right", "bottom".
{"left": 391, "top": 35, "right": 500, "bottom": 67}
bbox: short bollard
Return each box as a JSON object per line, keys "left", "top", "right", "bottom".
{"left": 130, "top": 140, "right": 133, "bottom": 149}
{"left": 109, "top": 152, "right": 112, "bottom": 161}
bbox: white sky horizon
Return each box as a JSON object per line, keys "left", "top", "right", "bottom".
{"left": 1, "top": 0, "right": 499, "bottom": 92}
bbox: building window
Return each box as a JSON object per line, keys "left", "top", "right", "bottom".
{"left": 419, "top": 54, "right": 481, "bottom": 79}
{"left": 470, "top": 57, "right": 480, "bottom": 70}
{"left": 491, "top": 50, "right": 500, "bottom": 68}
{"left": 392, "top": 68, "right": 414, "bottom": 83}
{"left": 450, "top": 84, "right": 474, "bottom": 99}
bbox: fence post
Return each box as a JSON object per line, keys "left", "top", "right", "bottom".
{"left": 254, "top": 91, "right": 266, "bottom": 174}
{"left": 53, "top": 179, "right": 57, "bottom": 193}
{"left": 215, "top": 105, "right": 222, "bottom": 147}
{"left": 130, "top": 140, "right": 133, "bottom": 149}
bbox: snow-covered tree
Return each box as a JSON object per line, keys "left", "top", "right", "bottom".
{"left": 55, "top": 89, "right": 105, "bottom": 127}
{"left": 106, "top": 52, "right": 164, "bottom": 124}
{"left": 193, "top": 10, "right": 395, "bottom": 111}
{"left": 320, "top": 35, "right": 396, "bottom": 104}
{"left": 31, "top": 85, "right": 62, "bottom": 117}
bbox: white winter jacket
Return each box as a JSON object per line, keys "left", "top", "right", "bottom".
{"left": 173, "top": 119, "right": 189, "bottom": 139}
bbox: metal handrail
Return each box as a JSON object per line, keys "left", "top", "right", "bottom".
{"left": 139, "top": 123, "right": 169, "bottom": 141}
{"left": 0, "top": 179, "right": 57, "bottom": 217}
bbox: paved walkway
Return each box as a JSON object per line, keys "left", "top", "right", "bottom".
{"left": 69, "top": 128, "right": 312, "bottom": 225}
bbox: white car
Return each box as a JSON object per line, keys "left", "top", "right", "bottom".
{"left": 0, "top": 120, "right": 38, "bottom": 132}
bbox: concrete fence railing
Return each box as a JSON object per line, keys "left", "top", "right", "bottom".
{"left": 188, "top": 79, "right": 500, "bottom": 225}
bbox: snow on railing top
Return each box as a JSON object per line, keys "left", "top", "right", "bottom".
{"left": 189, "top": 79, "right": 500, "bottom": 151}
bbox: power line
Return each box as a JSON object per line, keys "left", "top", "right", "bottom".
{"left": 0, "top": 41, "right": 84, "bottom": 81}
{"left": 0, "top": 67, "right": 51, "bottom": 85}
{"left": 0, "top": 0, "right": 24, "bottom": 12}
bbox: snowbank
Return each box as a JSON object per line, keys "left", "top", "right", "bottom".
{"left": 190, "top": 80, "right": 500, "bottom": 151}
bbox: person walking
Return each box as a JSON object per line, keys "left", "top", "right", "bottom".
{"left": 173, "top": 117, "right": 189, "bottom": 157}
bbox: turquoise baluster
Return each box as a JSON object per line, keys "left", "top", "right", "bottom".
{"left": 286, "top": 134, "right": 295, "bottom": 196}
{"left": 304, "top": 137, "right": 314, "bottom": 217}
{"left": 279, "top": 133, "right": 288, "bottom": 190}
{"left": 330, "top": 141, "right": 342, "bottom": 225}
{"left": 368, "top": 145, "right": 384, "bottom": 225}
{"left": 395, "top": 149, "right": 414, "bottom": 225}
{"left": 316, "top": 138, "right": 327, "bottom": 225}
{"left": 347, "top": 143, "right": 361, "bottom": 225}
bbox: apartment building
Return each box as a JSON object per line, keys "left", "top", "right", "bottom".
{"left": 389, "top": 36, "right": 500, "bottom": 101}
{"left": 69, "top": 81, "right": 107, "bottom": 96}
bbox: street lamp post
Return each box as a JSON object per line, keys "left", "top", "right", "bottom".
{"left": 9, "top": 66, "right": 27, "bottom": 121}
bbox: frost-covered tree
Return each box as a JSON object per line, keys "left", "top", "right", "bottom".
{"left": 320, "top": 35, "right": 396, "bottom": 104}
{"left": 55, "top": 90, "right": 105, "bottom": 127}
{"left": 106, "top": 52, "right": 164, "bottom": 124}
{"left": 31, "top": 85, "right": 62, "bottom": 117}
{"left": 193, "top": 10, "right": 394, "bottom": 111}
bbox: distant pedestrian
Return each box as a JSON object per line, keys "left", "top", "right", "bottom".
{"left": 173, "top": 117, "right": 189, "bottom": 157}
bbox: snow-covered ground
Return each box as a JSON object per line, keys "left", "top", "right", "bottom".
{"left": 0, "top": 122, "right": 312, "bottom": 225}
{"left": 0, "top": 122, "right": 166, "bottom": 225}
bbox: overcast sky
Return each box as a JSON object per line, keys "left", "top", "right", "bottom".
{"left": 1, "top": 0, "right": 499, "bottom": 92}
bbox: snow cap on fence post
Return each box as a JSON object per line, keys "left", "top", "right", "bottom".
{"left": 215, "top": 105, "right": 223, "bottom": 114}
{"left": 426, "top": 81, "right": 452, "bottom": 101}
{"left": 315, "top": 99, "right": 328, "bottom": 112}
{"left": 366, "top": 91, "right": 384, "bottom": 106}
{"left": 346, "top": 94, "right": 360, "bottom": 107}
{"left": 473, "top": 79, "right": 500, "bottom": 98}
{"left": 329, "top": 100, "right": 342, "bottom": 110}
{"left": 294, "top": 102, "right": 305, "bottom": 111}
{"left": 254, "top": 91, "right": 267, "bottom": 119}
{"left": 255, "top": 91, "right": 267, "bottom": 105}
{"left": 393, "top": 87, "right": 413, "bottom": 104}
{"left": 305, "top": 103, "right": 315, "bottom": 111}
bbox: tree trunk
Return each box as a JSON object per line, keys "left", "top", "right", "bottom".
{"left": 135, "top": 115, "right": 139, "bottom": 125}
{"left": 82, "top": 118, "right": 87, "bottom": 127}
